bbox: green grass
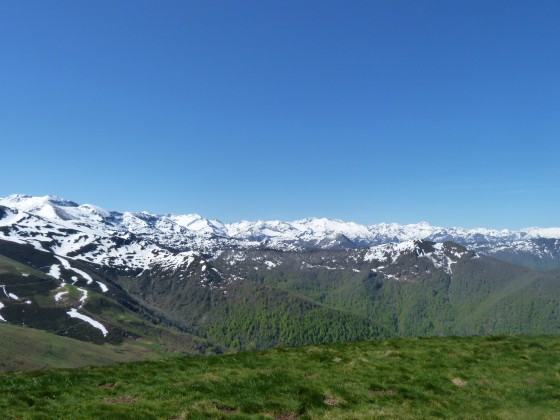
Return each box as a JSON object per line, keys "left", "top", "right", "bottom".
{"left": 0, "top": 323, "right": 162, "bottom": 372}
{"left": 1, "top": 335, "right": 560, "bottom": 418}
{"left": 0, "top": 255, "right": 46, "bottom": 277}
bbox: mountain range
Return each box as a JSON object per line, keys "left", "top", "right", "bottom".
{"left": 1, "top": 194, "right": 559, "bottom": 267}
{"left": 0, "top": 194, "right": 559, "bottom": 360}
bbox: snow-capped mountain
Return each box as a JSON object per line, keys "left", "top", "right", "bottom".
{"left": 2, "top": 194, "right": 560, "bottom": 350}
{"left": 0, "top": 194, "right": 559, "bottom": 270}
{"left": 214, "top": 240, "right": 477, "bottom": 289}
{"left": 0, "top": 195, "right": 203, "bottom": 274}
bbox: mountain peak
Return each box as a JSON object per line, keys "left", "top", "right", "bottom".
{"left": 2, "top": 194, "right": 78, "bottom": 207}
{"left": 4, "top": 194, "right": 32, "bottom": 201}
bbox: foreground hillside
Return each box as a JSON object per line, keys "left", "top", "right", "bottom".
{"left": 1, "top": 336, "right": 559, "bottom": 419}
{"left": 0, "top": 323, "right": 163, "bottom": 371}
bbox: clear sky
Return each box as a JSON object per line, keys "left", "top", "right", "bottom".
{"left": 1, "top": 1, "right": 559, "bottom": 229}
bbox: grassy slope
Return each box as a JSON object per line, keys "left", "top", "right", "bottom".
{"left": 1, "top": 335, "right": 559, "bottom": 419}
{"left": 0, "top": 323, "right": 162, "bottom": 372}
{"left": 0, "top": 246, "right": 213, "bottom": 355}
{"left": 0, "top": 254, "right": 48, "bottom": 276}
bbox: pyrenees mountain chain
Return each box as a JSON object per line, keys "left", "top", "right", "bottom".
{"left": 0, "top": 193, "right": 559, "bottom": 352}
{"left": 1, "top": 194, "right": 558, "bottom": 264}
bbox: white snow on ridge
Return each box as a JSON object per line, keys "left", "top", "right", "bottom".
{"left": 77, "top": 288, "right": 88, "bottom": 308}
{"left": 364, "top": 241, "right": 417, "bottom": 263}
{"left": 96, "top": 281, "right": 108, "bottom": 292}
{"left": 54, "top": 290, "right": 68, "bottom": 301}
{"left": 2, "top": 194, "right": 560, "bottom": 247}
{"left": 364, "top": 241, "right": 472, "bottom": 275}
{"left": 170, "top": 214, "right": 227, "bottom": 235}
{"left": 474, "top": 238, "right": 560, "bottom": 260}
{"left": 48, "top": 264, "right": 61, "bottom": 279}
{"left": 0, "top": 207, "right": 27, "bottom": 227}
{"left": 428, "top": 243, "right": 458, "bottom": 274}
{"left": 65, "top": 239, "right": 201, "bottom": 273}
{"left": 521, "top": 227, "right": 560, "bottom": 239}
{"left": 0, "top": 302, "right": 5, "bottom": 322}
{"left": 264, "top": 260, "right": 278, "bottom": 269}
{"left": 67, "top": 308, "right": 108, "bottom": 337}
{"left": 1, "top": 286, "right": 19, "bottom": 300}
{"left": 54, "top": 256, "right": 93, "bottom": 284}
{"left": 1, "top": 194, "right": 559, "bottom": 271}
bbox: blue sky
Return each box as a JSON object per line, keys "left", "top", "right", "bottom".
{"left": 1, "top": 1, "right": 559, "bottom": 229}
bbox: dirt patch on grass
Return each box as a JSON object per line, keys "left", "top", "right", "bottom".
{"left": 371, "top": 390, "right": 397, "bottom": 396}
{"left": 99, "top": 382, "right": 116, "bottom": 389}
{"left": 324, "top": 395, "right": 342, "bottom": 406}
{"left": 102, "top": 395, "right": 136, "bottom": 404}
{"left": 451, "top": 378, "right": 468, "bottom": 387}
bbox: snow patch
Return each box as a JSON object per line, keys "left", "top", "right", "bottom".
{"left": 1, "top": 286, "right": 19, "bottom": 300}
{"left": 96, "top": 281, "right": 108, "bottom": 292}
{"left": 55, "top": 256, "right": 93, "bottom": 284}
{"left": 54, "top": 284, "right": 69, "bottom": 302}
{"left": 54, "top": 291, "right": 68, "bottom": 301}
{"left": 67, "top": 308, "right": 108, "bottom": 337}
{"left": 77, "top": 288, "right": 88, "bottom": 308}
{"left": 364, "top": 241, "right": 472, "bottom": 276}
{"left": 364, "top": 241, "right": 417, "bottom": 263}
{"left": 48, "top": 264, "right": 61, "bottom": 279}
{"left": 264, "top": 260, "right": 278, "bottom": 269}
{"left": 186, "top": 255, "right": 196, "bottom": 268}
